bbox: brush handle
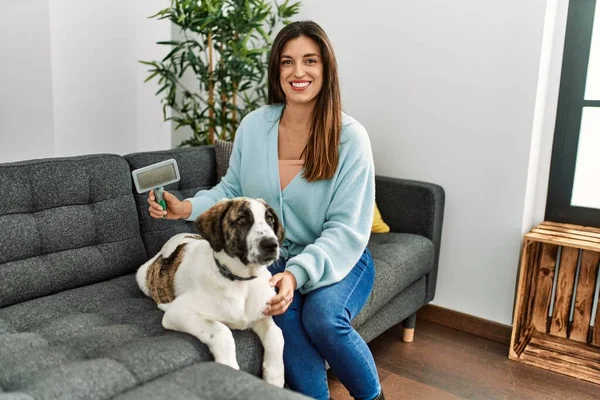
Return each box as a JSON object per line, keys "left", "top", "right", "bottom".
{"left": 155, "top": 186, "right": 166, "bottom": 210}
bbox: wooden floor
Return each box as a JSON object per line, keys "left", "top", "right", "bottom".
{"left": 327, "top": 319, "right": 600, "bottom": 400}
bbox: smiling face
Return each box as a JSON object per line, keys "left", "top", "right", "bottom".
{"left": 279, "top": 35, "right": 324, "bottom": 107}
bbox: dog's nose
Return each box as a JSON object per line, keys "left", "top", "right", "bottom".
{"left": 259, "top": 237, "right": 278, "bottom": 253}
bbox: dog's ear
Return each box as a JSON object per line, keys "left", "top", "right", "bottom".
{"left": 194, "top": 199, "right": 232, "bottom": 252}
{"left": 263, "top": 202, "right": 285, "bottom": 245}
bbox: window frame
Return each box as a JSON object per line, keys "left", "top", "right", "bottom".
{"left": 546, "top": 0, "right": 600, "bottom": 227}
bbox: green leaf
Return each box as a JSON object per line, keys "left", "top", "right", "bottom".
{"left": 147, "top": 8, "right": 171, "bottom": 20}
{"left": 161, "top": 45, "right": 183, "bottom": 62}
{"left": 156, "top": 40, "right": 182, "bottom": 46}
{"left": 143, "top": 70, "right": 160, "bottom": 83}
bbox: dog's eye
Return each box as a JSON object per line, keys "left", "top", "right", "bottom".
{"left": 266, "top": 215, "right": 274, "bottom": 224}
{"left": 236, "top": 216, "right": 247, "bottom": 225}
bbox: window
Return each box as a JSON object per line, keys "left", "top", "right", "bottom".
{"left": 546, "top": 0, "right": 600, "bottom": 227}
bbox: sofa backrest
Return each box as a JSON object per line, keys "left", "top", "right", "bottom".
{"left": 124, "top": 146, "right": 217, "bottom": 257}
{"left": 0, "top": 154, "right": 148, "bottom": 308}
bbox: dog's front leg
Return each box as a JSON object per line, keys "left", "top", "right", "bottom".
{"left": 251, "top": 317, "right": 284, "bottom": 388}
{"left": 162, "top": 306, "right": 239, "bottom": 370}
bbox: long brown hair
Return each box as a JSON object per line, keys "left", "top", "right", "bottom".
{"left": 268, "top": 21, "right": 342, "bottom": 182}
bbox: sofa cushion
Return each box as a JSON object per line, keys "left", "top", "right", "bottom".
{"left": 353, "top": 233, "right": 434, "bottom": 328}
{"left": 124, "top": 147, "right": 217, "bottom": 257}
{"left": 0, "top": 155, "right": 147, "bottom": 308}
{"left": 0, "top": 274, "right": 267, "bottom": 399}
{"left": 357, "top": 276, "right": 426, "bottom": 343}
{"left": 215, "top": 139, "right": 234, "bottom": 183}
{"left": 113, "top": 362, "right": 309, "bottom": 400}
{"left": 371, "top": 203, "right": 391, "bottom": 233}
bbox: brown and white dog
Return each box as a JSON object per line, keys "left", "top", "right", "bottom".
{"left": 136, "top": 197, "right": 286, "bottom": 387}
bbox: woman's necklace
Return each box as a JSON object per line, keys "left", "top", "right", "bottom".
{"left": 280, "top": 118, "right": 310, "bottom": 156}
{"left": 284, "top": 127, "right": 297, "bottom": 148}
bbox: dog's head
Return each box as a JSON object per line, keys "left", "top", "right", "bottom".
{"left": 195, "top": 197, "right": 285, "bottom": 266}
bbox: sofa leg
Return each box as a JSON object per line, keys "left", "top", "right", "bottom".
{"left": 402, "top": 313, "right": 416, "bottom": 343}
{"left": 402, "top": 328, "right": 415, "bottom": 343}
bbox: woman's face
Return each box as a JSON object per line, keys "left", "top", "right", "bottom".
{"left": 279, "top": 35, "right": 324, "bottom": 107}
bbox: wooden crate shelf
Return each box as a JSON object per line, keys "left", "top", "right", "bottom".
{"left": 509, "top": 221, "right": 600, "bottom": 384}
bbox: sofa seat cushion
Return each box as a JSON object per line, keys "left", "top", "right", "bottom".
{"left": 113, "top": 362, "right": 309, "bottom": 400}
{"left": 353, "top": 233, "right": 434, "bottom": 328}
{"left": 0, "top": 275, "right": 266, "bottom": 399}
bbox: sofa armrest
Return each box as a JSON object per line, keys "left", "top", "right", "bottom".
{"left": 375, "top": 175, "right": 445, "bottom": 302}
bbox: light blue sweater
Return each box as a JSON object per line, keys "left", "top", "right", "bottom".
{"left": 186, "top": 104, "right": 375, "bottom": 294}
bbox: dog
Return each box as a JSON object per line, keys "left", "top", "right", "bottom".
{"left": 136, "top": 197, "right": 286, "bottom": 387}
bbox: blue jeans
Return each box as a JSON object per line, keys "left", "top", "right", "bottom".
{"left": 268, "top": 248, "right": 380, "bottom": 400}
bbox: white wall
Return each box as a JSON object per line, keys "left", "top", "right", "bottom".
{"left": 524, "top": 0, "right": 569, "bottom": 232}
{"left": 49, "top": 0, "right": 171, "bottom": 157}
{"left": 0, "top": 0, "right": 171, "bottom": 164}
{"left": 0, "top": 1, "right": 55, "bottom": 163}
{"left": 297, "top": 0, "right": 553, "bottom": 324}
{"left": 171, "top": 23, "right": 196, "bottom": 148}
{"left": 135, "top": 1, "right": 173, "bottom": 153}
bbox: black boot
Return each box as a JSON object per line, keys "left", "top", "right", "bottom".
{"left": 373, "top": 391, "right": 385, "bottom": 400}
{"left": 330, "top": 391, "right": 384, "bottom": 400}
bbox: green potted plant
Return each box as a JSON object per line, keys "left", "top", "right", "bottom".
{"left": 141, "top": 0, "right": 301, "bottom": 146}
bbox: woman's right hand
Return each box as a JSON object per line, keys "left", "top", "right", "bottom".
{"left": 148, "top": 190, "right": 192, "bottom": 220}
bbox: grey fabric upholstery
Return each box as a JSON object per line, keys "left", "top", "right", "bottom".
{"left": 352, "top": 233, "right": 433, "bottom": 328}
{"left": 0, "top": 155, "right": 147, "bottom": 308}
{"left": 0, "top": 274, "right": 276, "bottom": 399}
{"left": 214, "top": 139, "right": 234, "bottom": 183}
{"left": 357, "top": 277, "right": 426, "bottom": 343}
{"left": 124, "top": 147, "right": 216, "bottom": 257}
{"left": 375, "top": 176, "right": 445, "bottom": 302}
{"left": 114, "top": 362, "right": 308, "bottom": 400}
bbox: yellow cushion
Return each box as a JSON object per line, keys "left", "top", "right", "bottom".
{"left": 372, "top": 202, "right": 390, "bottom": 233}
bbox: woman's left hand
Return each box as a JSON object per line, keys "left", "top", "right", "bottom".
{"left": 265, "top": 271, "right": 297, "bottom": 316}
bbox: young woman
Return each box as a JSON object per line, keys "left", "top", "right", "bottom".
{"left": 148, "top": 20, "right": 383, "bottom": 400}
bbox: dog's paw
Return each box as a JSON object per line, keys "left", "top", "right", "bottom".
{"left": 262, "top": 363, "right": 285, "bottom": 388}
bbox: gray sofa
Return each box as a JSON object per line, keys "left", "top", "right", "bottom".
{"left": 0, "top": 146, "right": 444, "bottom": 400}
